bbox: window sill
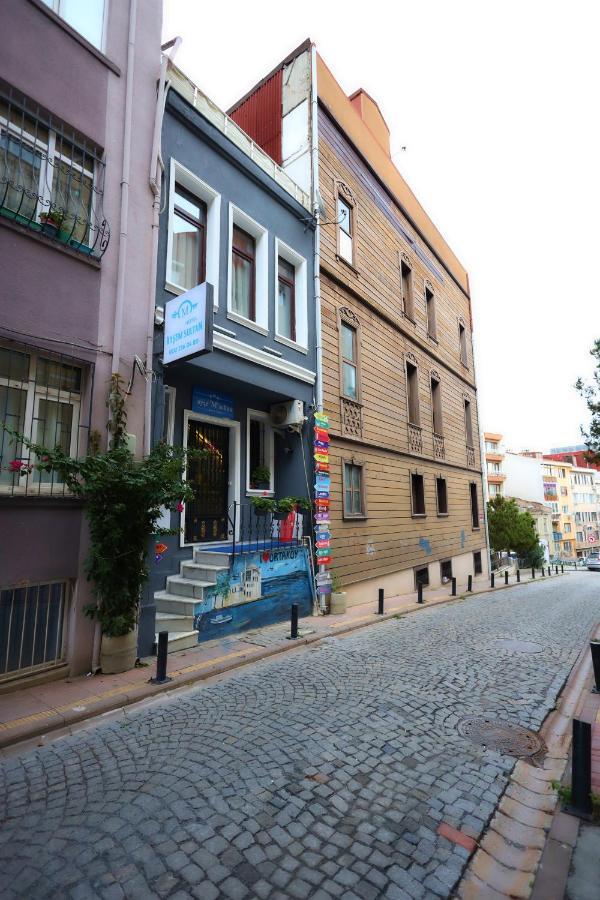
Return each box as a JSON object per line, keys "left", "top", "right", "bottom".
{"left": 472, "top": 526, "right": 481, "bottom": 531}
{"left": 427, "top": 333, "right": 439, "bottom": 344}
{"left": 342, "top": 514, "right": 367, "bottom": 521}
{"left": 28, "top": 0, "right": 121, "bottom": 75}
{"left": 437, "top": 512, "right": 449, "bottom": 518}
{"left": 274, "top": 334, "right": 308, "bottom": 354}
{"left": 341, "top": 394, "right": 362, "bottom": 406}
{"left": 411, "top": 513, "right": 427, "bottom": 519}
{"left": 227, "top": 311, "right": 268, "bottom": 336}
{"left": 335, "top": 253, "right": 360, "bottom": 277}
{"left": 403, "top": 313, "right": 417, "bottom": 326}
{"left": 246, "top": 490, "right": 274, "bottom": 498}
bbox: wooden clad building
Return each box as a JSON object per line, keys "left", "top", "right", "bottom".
{"left": 229, "top": 41, "right": 488, "bottom": 604}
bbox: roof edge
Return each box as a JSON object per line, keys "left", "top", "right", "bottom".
{"left": 227, "top": 38, "right": 312, "bottom": 116}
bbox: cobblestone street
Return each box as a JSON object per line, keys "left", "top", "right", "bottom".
{"left": 1, "top": 574, "right": 599, "bottom": 900}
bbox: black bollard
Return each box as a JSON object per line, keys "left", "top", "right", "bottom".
{"left": 417, "top": 583, "right": 424, "bottom": 604}
{"left": 378, "top": 588, "right": 384, "bottom": 615}
{"left": 150, "top": 631, "right": 172, "bottom": 685}
{"left": 451, "top": 576, "right": 457, "bottom": 597}
{"left": 555, "top": 565, "right": 559, "bottom": 575}
{"left": 504, "top": 570, "right": 509, "bottom": 585}
{"left": 491, "top": 572, "right": 495, "bottom": 588}
{"left": 517, "top": 569, "right": 521, "bottom": 583}
{"left": 467, "top": 574, "right": 473, "bottom": 592}
{"left": 564, "top": 719, "right": 592, "bottom": 818}
{"left": 561, "top": 564, "right": 564, "bottom": 574}
{"left": 591, "top": 640, "right": 600, "bottom": 694}
{"left": 541, "top": 566, "right": 545, "bottom": 577}
{"left": 290, "top": 603, "right": 299, "bottom": 639}
{"left": 532, "top": 567, "right": 535, "bottom": 580}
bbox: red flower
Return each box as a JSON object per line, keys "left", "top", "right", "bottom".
{"left": 177, "top": 501, "right": 184, "bottom": 512}
{"left": 9, "top": 459, "right": 23, "bottom": 472}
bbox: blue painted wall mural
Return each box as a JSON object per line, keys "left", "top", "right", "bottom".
{"left": 193, "top": 546, "right": 313, "bottom": 642}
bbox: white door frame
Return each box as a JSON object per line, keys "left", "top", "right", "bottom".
{"left": 182, "top": 409, "right": 241, "bottom": 548}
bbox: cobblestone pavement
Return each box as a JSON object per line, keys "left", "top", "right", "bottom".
{"left": 1, "top": 574, "right": 599, "bottom": 900}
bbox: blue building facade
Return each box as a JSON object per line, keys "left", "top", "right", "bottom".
{"left": 139, "top": 68, "right": 317, "bottom": 656}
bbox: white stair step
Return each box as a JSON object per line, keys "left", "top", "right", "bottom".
{"left": 155, "top": 611, "right": 194, "bottom": 633}
{"left": 155, "top": 630, "right": 198, "bottom": 653}
{"left": 167, "top": 574, "right": 213, "bottom": 599}
{"left": 193, "top": 549, "right": 233, "bottom": 566}
{"left": 154, "top": 592, "right": 195, "bottom": 616}
{"left": 181, "top": 562, "right": 229, "bottom": 581}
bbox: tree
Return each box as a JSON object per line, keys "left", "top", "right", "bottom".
{"left": 575, "top": 338, "right": 600, "bottom": 464}
{"left": 487, "top": 495, "right": 539, "bottom": 557}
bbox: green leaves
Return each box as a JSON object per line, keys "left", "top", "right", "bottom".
{"left": 487, "top": 495, "right": 540, "bottom": 557}
{"left": 576, "top": 338, "right": 600, "bottom": 464}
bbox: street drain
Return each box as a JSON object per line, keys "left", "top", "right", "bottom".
{"left": 457, "top": 716, "right": 545, "bottom": 759}
{"left": 490, "top": 639, "right": 543, "bottom": 653}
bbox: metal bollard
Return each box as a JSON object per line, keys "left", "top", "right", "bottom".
{"left": 555, "top": 565, "right": 559, "bottom": 575}
{"left": 150, "top": 631, "right": 172, "bottom": 685}
{"left": 467, "top": 574, "right": 473, "bottom": 592}
{"left": 591, "top": 640, "right": 600, "bottom": 694}
{"left": 451, "top": 576, "right": 457, "bottom": 597}
{"left": 517, "top": 569, "right": 521, "bottom": 583}
{"left": 564, "top": 719, "right": 592, "bottom": 818}
{"left": 378, "top": 588, "right": 384, "bottom": 615}
{"left": 541, "top": 566, "right": 545, "bottom": 577}
{"left": 561, "top": 564, "right": 564, "bottom": 574}
{"left": 491, "top": 572, "right": 495, "bottom": 588}
{"left": 290, "top": 603, "right": 299, "bottom": 639}
{"left": 417, "top": 583, "right": 424, "bottom": 604}
{"left": 532, "top": 567, "right": 535, "bottom": 580}
{"left": 504, "top": 570, "right": 509, "bottom": 585}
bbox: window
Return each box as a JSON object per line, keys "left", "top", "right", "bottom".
{"left": 431, "top": 376, "right": 443, "bottom": 435}
{"left": 247, "top": 411, "right": 274, "bottom": 495}
{"left": 564, "top": 541, "right": 572, "bottom": 551}
{"left": 169, "top": 186, "right": 206, "bottom": 291}
{"left": 401, "top": 260, "right": 414, "bottom": 320}
{"left": 562, "top": 505, "right": 569, "bottom": 514}
{"left": 337, "top": 196, "right": 353, "bottom": 264}
{"left": 274, "top": 240, "right": 308, "bottom": 348}
{"left": 42, "top": 0, "right": 106, "bottom": 50}
{"left": 440, "top": 560, "right": 453, "bottom": 582}
{"left": 464, "top": 399, "right": 474, "bottom": 447}
{"left": 459, "top": 321, "right": 468, "bottom": 366}
{"left": 473, "top": 551, "right": 483, "bottom": 575}
{"left": 564, "top": 522, "right": 572, "bottom": 533}
{"left": 436, "top": 477, "right": 448, "bottom": 515}
{"left": 277, "top": 257, "right": 296, "bottom": 342}
{"left": 0, "top": 91, "right": 105, "bottom": 255}
{"left": 577, "top": 531, "right": 584, "bottom": 542}
{"left": 415, "top": 566, "right": 429, "bottom": 588}
{"left": 426, "top": 286, "right": 437, "bottom": 339}
{"left": 231, "top": 226, "right": 256, "bottom": 321}
{"left": 485, "top": 441, "right": 498, "bottom": 452}
{"left": 561, "top": 486, "right": 568, "bottom": 496}
{"left": 0, "top": 345, "right": 84, "bottom": 496}
{"left": 411, "top": 473, "right": 426, "bottom": 516}
{"left": 343, "top": 462, "right": 365, "bottom": 518}
{"left": 470, "top": 482, "right": 480, "bottom": 529}
{"left": 341, "top": 322, "right": 358, "bottom": 399}
{"left": 406, "top": 362, "right": 420, "bottom": 426}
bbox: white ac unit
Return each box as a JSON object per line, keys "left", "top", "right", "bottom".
{"left": 270, "top": 399, "right": 305, "bottom": 427}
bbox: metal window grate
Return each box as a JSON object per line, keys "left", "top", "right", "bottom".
{"left": 0, "top": 580, "right": 70, "bottom": 682}
{"left": 0, "top": 338, "right": 92, "bottom": 497}
{"left": 0, "top": 80, "right": 110, "bottom": 258}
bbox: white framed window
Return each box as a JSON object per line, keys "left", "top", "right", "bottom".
{"left": 227, "top": 204, "right": 268, "bottom": 334}
{"left": 166, "top": 159, "right": 221, "bottom": 307}
{"left": 41, "top": 0, "right": 107, "bottom": 51}
{"left": 246, "top": 410, "right": 274, "bottom": 496}
{"left": 274, "top": 238, "right": 308, "bottom": 352}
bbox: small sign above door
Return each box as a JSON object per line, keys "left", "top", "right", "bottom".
{"left": 163, "top": 282, "right": 213, "bottom": 365}
{"left": 192, "top": 387, "right": 234, "bottom": 419}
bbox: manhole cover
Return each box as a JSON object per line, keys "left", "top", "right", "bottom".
{"left": 458, "top": 716, "right": 545, "bottom": 759}
{"left": 490, "top": 639, "right": 543, "bottom": 653}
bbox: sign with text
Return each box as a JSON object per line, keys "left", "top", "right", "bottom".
{"left": 192, "top": 387, "right": 234, "bottom": 419}
{"left": 163, "top": 283, "right": 213, "bottom": 365}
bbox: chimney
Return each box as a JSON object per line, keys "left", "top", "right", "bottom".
{"left": 349, "top": 88, "right": 390, "bottom": 156}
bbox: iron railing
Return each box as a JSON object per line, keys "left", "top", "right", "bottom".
{"left": 0, "top": 81, "right": 109, "bottom": 258}
{"left": 433, "top": 432, "right": 445, "bottom": 459}
{"left": 408, "top": 422, "right": 423, "bottom": 454}
{"left": 466, "top": 444, "right": 476, "bottom": 467}
{"left": 0, "top": 338, "right": 92, "bottom": 497}
{"left": 0, "top": 579, "right": 69, "bottom": 682}
{"left": 227, "top": 501, "right": 307, "bottom": 562}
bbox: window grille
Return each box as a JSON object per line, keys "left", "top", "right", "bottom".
{"left": 0, "top": 580, "right": 69, "bottom": 682}
{"left": 0, "top": 80, "right": 109, "bottom": 258}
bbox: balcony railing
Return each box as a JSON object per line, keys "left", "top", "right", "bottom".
{"left": 466, "top": 444, "right": 476, "bottom": 468}
{"left": 433, "top": 432, "right": 445, "bottom": 460}
{"left": 408, "top": 422, "right": 423, "bottom": 454}
{"left": 0, "top": 83, "right": 109, "bottom": 258}
{"left": 227, "top": 502, "right": 307, "bottom": 563}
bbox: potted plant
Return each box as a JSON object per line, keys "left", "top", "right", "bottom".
{"left": 274, "top": 497, "right": 295, "bottom": 520}
{"left": 250, "top": 464, "right": 271, "bottom": 490}
{"left": 250, "top": 496, "right": 276, "bottom": 517}
{"left": 330, "top": 572, "right": 347, "bottom": 615}
{"left": 39, "top": 208, "right": 65, "bottom": 237}
{"left": 294, "top": 496, "right": 312, "bottom": 518}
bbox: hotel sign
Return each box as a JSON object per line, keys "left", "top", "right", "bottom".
{"left": 163, "top": 283, "right": 213, "bottom": 365}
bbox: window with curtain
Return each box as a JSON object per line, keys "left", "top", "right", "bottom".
{"left": 277, "top": 257, "right": 296, "bottom": 341}
{"left": 232, "top": 226, "right": 255, "bottom": 320}
{"left": 337, "top": 196, "right": 353, "bottom": 264}
{"left": 170, "top": 187, "right": 206, "bottom": 291}
{"left": 340, "top": 322, "right": 358, "bottom": 399}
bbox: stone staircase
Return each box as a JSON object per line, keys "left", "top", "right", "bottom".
{"left": 154, "top": 548, "right": 232, "bottom": 652}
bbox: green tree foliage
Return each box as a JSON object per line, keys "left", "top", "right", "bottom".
{"left": 575, "top": 338, "right": 600, "bottom": 464}
{"left": 487, "top": 495, "right": 540, "bottom": 557}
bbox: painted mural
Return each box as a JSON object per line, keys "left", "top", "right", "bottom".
{"left": 193, "top": 546, "right": 313, "bottom": 642}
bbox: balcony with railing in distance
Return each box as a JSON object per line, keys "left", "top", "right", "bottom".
{"left": 408, "top": 422, "right": 423, "bottom": 455}
{"left": 466, "top": 444, "right": 476, "bottom": 468}
{"left": 433, "top": 432, "right": 445, "bottom": 460}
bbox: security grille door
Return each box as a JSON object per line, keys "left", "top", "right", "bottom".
{"left": 185, "top": 421, "right": 230, "bottom": 543}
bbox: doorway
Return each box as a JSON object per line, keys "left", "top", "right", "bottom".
{"left": 185, "top": 419, "right": 231, "bottom": 543}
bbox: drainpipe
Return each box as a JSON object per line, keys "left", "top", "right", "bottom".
{"left": 310, "top": 43, "right": 323, "bottom": 414}
{"left": 144, "top": 38, "right": 181, "bottom": 455}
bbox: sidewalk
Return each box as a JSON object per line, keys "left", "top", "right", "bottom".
{"left": 0, "top": 569, "right": 564, "bottom": 755}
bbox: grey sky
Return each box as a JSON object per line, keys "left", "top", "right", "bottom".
{"left": 163, "top": 0, "right": 600, "bottom": 452}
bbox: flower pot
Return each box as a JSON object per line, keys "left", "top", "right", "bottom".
{"left": 40, "top": 221, "right": 59, "bottom": 237}
{"left": 330, "top": 591, "right": 347, "bottom": 615}
{"left": 254, "top": 508, "right": 271, "bottom": 517}
{"left": 100, "top": 629, "right": 137, "bottom": 674}
{"left": 273, "top": 510, "right": 289, "bottom": 521}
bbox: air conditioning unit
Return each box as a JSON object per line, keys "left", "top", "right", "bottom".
{"left": 270, "top": 399, "right": 305, "bottom": 428}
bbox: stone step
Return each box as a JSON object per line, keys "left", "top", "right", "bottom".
{"left": 154, "top": 630, "right": 198, "bottom": 653}
{"left": 155, "top": 611, "right": 194, "bottom": 633}
{"left": 181, "top": 562, "right": 229, "bottom": 581}
{"left": 167, "top": 574, "right": 213, "bottom": 599}
{"left": 193, "top": 549, "right": 233, "bottom": 566}
{"left": 154, "top": 592, "right": 195, "bottom": 617}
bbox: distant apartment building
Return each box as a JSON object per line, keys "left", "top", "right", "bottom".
{"left": 570, "top": 467, "right": 600, "bottom": 558}
{"left": 546, "top": 445, "right": 600, "bottom": 472}
{"left": 484, "top": 432, "right": 505, "bottom": 498}
{"left": 503, "top": 451, "right": 554, "bottom": 559}
{"left": 541, "top": 459, "right": 576, "bottom": 560}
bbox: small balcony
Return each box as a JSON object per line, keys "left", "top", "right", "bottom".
{"left": 433, "top": 432, "right": 445, "bottom": 460}
{"left": 485, "top": 452, "right": 504, "bottom": 463}
{"left": 487, "top": 472, "right": 506, "bottom": 483}
{"left": 466, "top": 445, "right": 476, "bottom": 468}
{"left": 408, "top": 422, "right": 423, "bottom": 455}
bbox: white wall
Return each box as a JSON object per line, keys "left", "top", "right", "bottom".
{"left": 503, "top": 453, "right": 545, "bottom": 503}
